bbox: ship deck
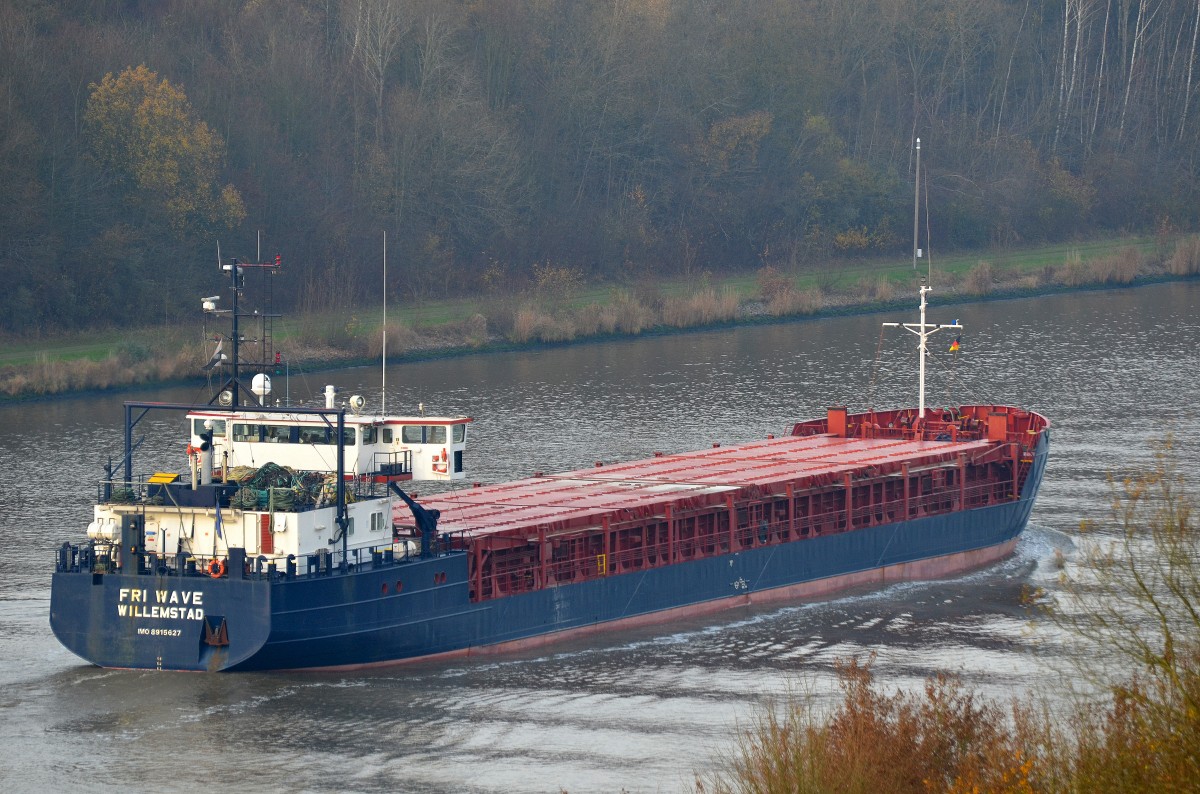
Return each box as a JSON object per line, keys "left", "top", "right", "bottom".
{"left": 414, "top": 431, "right": 1000, "bottom": 541}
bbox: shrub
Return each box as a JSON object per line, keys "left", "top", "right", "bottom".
{"left": 697, "top": 658, "right": 1049, "bottom": 794}
{"left": 756, "top": 265, "right": 793, "bottom": 303}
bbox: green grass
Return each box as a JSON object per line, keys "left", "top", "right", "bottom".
{"left": 0, "top": 232, "right": 1180, "bottom": 382}
{"left": 0, "top": 330, "right": 160, "bottom": 367}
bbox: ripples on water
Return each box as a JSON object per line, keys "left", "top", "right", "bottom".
{"left": 1, "top": 282, "right": 1198, "bottom": 792}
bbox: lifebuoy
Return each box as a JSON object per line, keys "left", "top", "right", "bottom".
{"left": 208, "top": 558, "right": 226, "bottom": 578}
{"left": 186, "top": 444, "right": 197, "bottom": 456}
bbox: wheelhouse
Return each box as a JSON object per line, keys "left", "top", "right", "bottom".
{"left": 186, "top": 411, "right": 471, "bottom": 481}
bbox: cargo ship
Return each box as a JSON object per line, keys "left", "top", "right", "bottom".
{"left": 50, "top": 254, "right": 1049, "bottom": 672}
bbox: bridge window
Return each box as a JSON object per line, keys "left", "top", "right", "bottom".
{"left": 192, "top": 419, "right": 227, "bottom": 437}
{"left": 382, "top": 428, "right": 393, "bottom": 443}
{"left": 233, "top": 423, "right": 260, "bottom": 442}
{"left": 298, "top": 426, "right": 326, "bottom": 444}
{"left": 294, "top": 426, "right": 357, "bottom": 446}
{"left": 362, "top": 426, "right": 378, "bottom": 444}
{"left": 452, "top": 424, "right": 466, "bottom": 443}
{"left": 262, "top": 424, "right": 293, "bottom": 443}
{"left": 399, "top": 425, "right": 449, "bottom": 444}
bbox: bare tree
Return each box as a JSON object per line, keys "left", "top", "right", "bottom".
{"left": 347, "top": 0, "right": 411, "bottom": 143}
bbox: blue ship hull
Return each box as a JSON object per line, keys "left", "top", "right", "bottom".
{"left": 50, "top": 431, "right": 1049, "bottom": 672}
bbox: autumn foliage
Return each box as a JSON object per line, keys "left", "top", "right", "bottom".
{"left": 85, "top": 65, "right": 245, "bottom": 233}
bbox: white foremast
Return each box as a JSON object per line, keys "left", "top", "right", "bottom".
{"left": 882, "top": 284, "right": 961, "bottom": 419}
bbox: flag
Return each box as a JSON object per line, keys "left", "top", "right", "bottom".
{"left": 214, "top": 500, "right": 223, "bottom": 538}
{"left": 203, "top": 337, "right": 225, "bottom": 371}
{"left": 949, "top": 336, "right": 961, "bottom": 353}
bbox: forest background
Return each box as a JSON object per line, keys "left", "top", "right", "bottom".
{"left": 2, "top": 0, "right": 1200, "bottom": 341}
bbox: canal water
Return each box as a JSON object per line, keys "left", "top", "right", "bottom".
{"left": 1, "top": 281, "right": 1198, "bottom": 792}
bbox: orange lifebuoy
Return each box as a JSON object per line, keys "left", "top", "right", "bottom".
{"left": 186, "top": 444, "right": 197, "bottom": 456}
{"left": 208, "top": 558, "right": 226, "bottom": 578}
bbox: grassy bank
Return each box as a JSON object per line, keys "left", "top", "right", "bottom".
{"left": 3, "top": 233, "right": 1199, "bottom": 401}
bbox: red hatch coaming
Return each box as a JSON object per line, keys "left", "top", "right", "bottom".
{"left": 404, "top": 412, "right": 1041, "bottom": 541}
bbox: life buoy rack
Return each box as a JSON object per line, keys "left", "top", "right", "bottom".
{"left": 208, "top": 558, "right": 226, "bottom": 578}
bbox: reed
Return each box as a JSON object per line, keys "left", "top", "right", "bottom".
{"left": 509, "top": 306, "right": 543, "bottom": 344}
{"left": 364, "top": 320, "right": 421, "bottom": 359}
{"left": 610, "top": 290, "right": 655, "bottom": 334}
{"left": 766, "top": 286, "right": 824, "bottom": 316}
{"left": 509, "top": 305, "right": 577, "bottom": 344}
{"left": 1088, "top": 247, "right": 1142, "bottom": 284}
{"left": 573, "top": 303, "right": 619, "bottom": 336}
{"left": 1059, "top": 249, "right": 1090, "bottom": 287}
{"left": 852, "top": 275, "right": 896, "bottom": 303}
{"left": 661, "top": 287, "right": 740, "bottom": 327}
{"left": 963, "top": 261, "right": 995, "bottom": 295}
{"left": 1168, "top": 235, "right": 1200, "bottom": 275}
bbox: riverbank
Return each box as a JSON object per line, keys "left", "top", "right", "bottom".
{"left": 3, "top": 233, "right": 1198, "bottom": 402}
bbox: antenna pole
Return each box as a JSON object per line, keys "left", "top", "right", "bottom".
{"left": 229, "top": 258, "right": 240, "bottom": 408}
{"left": 382, "top": 231, "right": 387, "bottom": 415}
{"left": 912, "top": 137, "right": 921, "bottom": 270}
{"left": 918, "top": 284, "right": 929, "bottom": 417}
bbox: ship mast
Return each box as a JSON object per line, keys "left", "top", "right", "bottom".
{"left": 882, "top": 284, "right": 960, "bottom": 419}
{"left": 885, "top": 139, "right": 960, "bottom": 419}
